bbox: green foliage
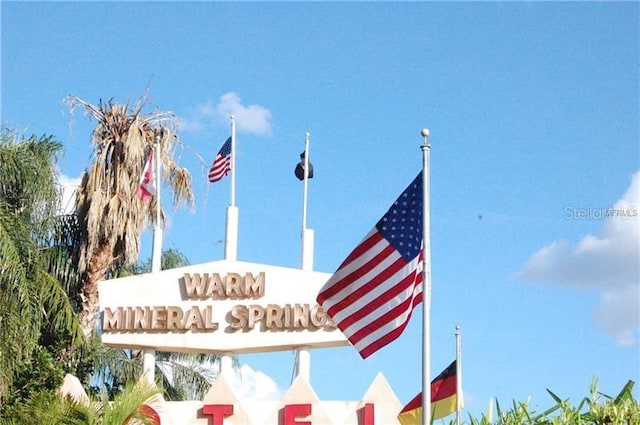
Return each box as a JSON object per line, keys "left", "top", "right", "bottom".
{"left": 0, "top": 346, "right": 66, "bottom": 417}
{"left": 582, "top": 379, "right": 640, "bottom": 425}
{"left": 0, "top": 380, "right": 160, "bottom": 425}
{"left": 0, "top": 128, "right": 82, "bottom": 405}
{"left": 0, "top": 391, "right": 79, "bottom": 425}
{"left": 85, "top": 341, "right": 143, "bottom": 399}
{"left": 462, "top": 379, "right": 639, "bottom": 425}
{"left": 0, "top": 127, "right": 211, "bottom": 417}
{"left": 94, "top": 382, "right": 160, "bottom": 425}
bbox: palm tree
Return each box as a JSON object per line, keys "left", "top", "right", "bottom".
{"left": 0, "top": 378, "right": 160, "bottom": 425}
{"left": 64, "top": 95, "right": 194, "bottom": 337}
{"left": 0, "top": 129, "right": 82, "bottom": 403}
{"left": 90, "top": 345, "right": 217, "bottom": 402}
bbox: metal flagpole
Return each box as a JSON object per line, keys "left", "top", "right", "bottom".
{"left": 302, "top": 132, "right": 309, "bottom": 232}
{"left": 420, "top": 128, "right": 431, "bottom": 425}
{"left": 456, "top": 325, "right": 463, "bottom": 425}
{"left": 301, "top": 132, "right": 314, "bottom": 270}
{"left": 151, "top": 135, "right": 163, "bottom": 273}
{"left": 225, "top": 116, "right": 239, "bottom": 261}
{"left": 296, "top": 131, "right": 313, "bottom": 381}
{"left": 222, "top": 117, "right": 238, "bottom": 374}
{"left": 144, "top": 133, "right": 163, "bottom": 385}
{"left": 230, "top": 115, "right": 236, "bottom": 208}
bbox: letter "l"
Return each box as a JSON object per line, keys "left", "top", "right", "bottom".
{"left": 360, "top": 403, "right": 375, "bottom": 425}
{"left": 282, "top": 403, "right": 311, "bottom": 425}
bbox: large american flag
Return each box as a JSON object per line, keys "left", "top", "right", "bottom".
{"left": 317, "top": 171, "right": 424, "bottom": 358}
{"left": 208, "top": 137, "right": 232, "bottom": 183}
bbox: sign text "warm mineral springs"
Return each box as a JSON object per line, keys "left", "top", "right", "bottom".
{"left": 102, "top": 272, "right": 337, "bottom": 333}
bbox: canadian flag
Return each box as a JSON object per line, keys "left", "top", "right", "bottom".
{"left": 136, "top": 150, "right": 156, "bottom": 202}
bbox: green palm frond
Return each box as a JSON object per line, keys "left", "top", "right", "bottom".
{"left": 36, "top": 269, "right": 83, "bottom": 346}
{"left": 100, "top": 381, "right": 160, "bottom": 425}
{"left": 156, "top": 354, "right": 216, "bottom": 400}
{"left": 0, "top": 381, "right": 160, "bottom": 425}
{"left": 0, "top": 129, "right": 81, "bottom": 403}
{"left": 0, "top": 391, "right": 81, "bottom": 425}
{"left": 87, "top": 343, "right": 142, "bottom": 393}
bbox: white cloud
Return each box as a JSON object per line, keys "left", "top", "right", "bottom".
{"left": 517, "top": 171, "right": 640, "bottom": 346}
{"left": 158, "top": 360, "right": 283, "bottom": 404}
{"left": 192, "top": 361, "right": 283, "bottom": 402}
{"left": 57, "top": 172, "right": 81, "bottom": 215}
{"left": 179, "top": 92, "right": 273, "bottom": 136}
{"left": 227, "top": 364, "right": 283, "bottom": 402}
{"left": 594, "top": 283, "right": 639, "bottom": 347}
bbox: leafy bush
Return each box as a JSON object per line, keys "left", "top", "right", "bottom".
{"left": 463, "top": 379, "right": 638, "bottom": 425}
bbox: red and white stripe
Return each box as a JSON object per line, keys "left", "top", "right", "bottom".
{"left": 208, "top": 155, "right": 230, "bottom": 183}
{"left": 317, "top": 229, "right": 423, "bottom": 358}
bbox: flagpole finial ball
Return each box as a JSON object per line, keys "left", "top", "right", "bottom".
{"left": 421, "top": 128, "right": 430, "bottom": 138}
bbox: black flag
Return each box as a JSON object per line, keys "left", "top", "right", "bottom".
{"left": 294, "top": 151, "right": 314, "bottom": 180}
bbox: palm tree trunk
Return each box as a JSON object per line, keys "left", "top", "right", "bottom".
{"left": 80, "top": 244, "right": 112, "bottom": 337}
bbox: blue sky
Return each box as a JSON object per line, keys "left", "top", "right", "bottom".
{"left": 2, "top": 0, "right": 638, "bottom": 419}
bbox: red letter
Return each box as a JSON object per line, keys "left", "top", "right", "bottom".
{"left": 282, "top": 403, "right": 312, "bottom": 425}
{"left": 360, "top": 403, "right": 375, "bottom": 425}
{"left": 202, "top": 404, "right": 234, "bottom": 425}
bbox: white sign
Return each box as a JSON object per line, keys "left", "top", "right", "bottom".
{"left": 99, "top": 260, "right": 349, "bottom": 353}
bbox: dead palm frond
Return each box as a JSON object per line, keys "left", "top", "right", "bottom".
{"left": 64, "top": 94, "right": 194, "bottom": 337}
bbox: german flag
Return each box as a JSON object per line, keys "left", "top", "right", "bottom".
{"left": 397, "top": 360, "right": 458, "bottom": 425}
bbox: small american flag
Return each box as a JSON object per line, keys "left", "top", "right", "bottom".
{"left": 208, "top": 137, "right": 232, "bottom": 183}
{"left": 317, "top": 172, "right": 424, "bottom": 358}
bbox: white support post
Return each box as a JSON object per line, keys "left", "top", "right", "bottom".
{"left": 220, "top": 353, "right": 234, "bottom": 378}
{"left": 296, "top": 346, "right": 311, "bottom": 382}
{"left": 225, "top": 206, "right": 239, "bottom": 261}
{"left": 301, "top": 228, "right": 314, "bottom": 271}
{"left": 143, "top": 348, "right": 156, "bottom": 385}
